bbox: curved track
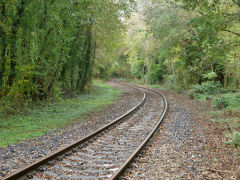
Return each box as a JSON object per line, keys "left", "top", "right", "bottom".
{"left": 3, "top": 84, "right": 168, "bottom": 180}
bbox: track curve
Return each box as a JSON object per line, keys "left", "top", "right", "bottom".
{"left": 3, "top": 83, "right": 168, "bottom": 180}
{"left": 111, "top": 84, "right": 168, "bottom": 179}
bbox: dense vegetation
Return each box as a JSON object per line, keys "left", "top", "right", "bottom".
{"left": 125, "top": 0, "right": 240, "bottom": 90}
{"left": 0, "top": 0, "right": 134, "bottom": 114}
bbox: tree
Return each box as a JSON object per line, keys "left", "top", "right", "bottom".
{"left": 0, "top": 0, "right": 136, "bottom": 112}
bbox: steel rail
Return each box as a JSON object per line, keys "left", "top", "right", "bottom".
{"left": 111, "top": 84, "right": 168, "bottom": 180}
{"left": 3, "top": 85, "right": 146, "bottom": 180}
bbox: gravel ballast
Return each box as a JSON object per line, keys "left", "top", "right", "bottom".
{"left": 123, "top": 89, "right": 240, "bottom": 179}
{"left": 0, "top": 83, "right": 143, "bottom": 178}
{"left": 28, "top": 88, "right": 164, "bottom": 179}
{"left": 1, "top": 84, "right": 239, "bottom": 179}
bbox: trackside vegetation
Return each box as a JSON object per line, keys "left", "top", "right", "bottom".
{"left": 0, "top": 0, "right": 135, "bottom": 114}
{"left": 120, "top": 0, "right": 240, "bottom": 148}
{"left": 0, "top": 81, "right": 122, "bottom": 147}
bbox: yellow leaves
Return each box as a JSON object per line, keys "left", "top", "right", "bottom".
{"left": 0, "top": 90, "right": 5, "bottom": 97}
{"left": 17, "top": 79, "right": 29, "bottom": 85}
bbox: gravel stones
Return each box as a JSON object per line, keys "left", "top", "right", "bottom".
{"left": 24, "top": 87, "right": 164, "bottom": 179}
{"left": 0, "top": 83, "right": 142, "bottom": 178}
{"left": 123, "top": 89, "right": 240, "bottom": 179}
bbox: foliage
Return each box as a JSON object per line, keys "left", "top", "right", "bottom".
{"left": 0, "top": 0, "right": 135, "bottom": 112}
{"left": 226, "top": 132, "right": 240, "bottom": 148}
{"left": 202, "top": 72, "right": 218, "bottom": 81}
{"left": 121, "top": 0, "right": 240, "bottom": 91}
{"left": 192, "top": 81, "right": 222, "bottom": 94}
{"left": 215, "top": 93, "right": 240, "bottom": 109}
{"left": 214, "top": 97, "right": 229, "bottom": 110}
{"left": 149, "top": 61, "right": 164, "bottom": 83}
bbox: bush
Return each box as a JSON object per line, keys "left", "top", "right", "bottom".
{"left": 218, "top": 93, "right": 240, "bottom": 108}
{"left": 192, "top": 84, "right": 204, "bottom": 93}
{"left": 226, "top": 132, "right": 240, "bottom": 148}
{"left": 202, "top": 72, "right": 217, "bottom": 81}
{"left": 220, "top": 88, "right": 238, "bottom": 94}
{"left": 149, "top": 62, "right": 164, "bottom": 84}
{"left": 236, "top": 93, "right": 240, "bottom": 99}
{"left": 192, "top": 81, "right": 222, "bottom": 94}
{"left": 215, "top": 97, "right": 228, "bottom": 110}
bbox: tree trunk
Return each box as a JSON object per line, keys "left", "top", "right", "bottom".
{"left": 0, "top": 2, "right": 6, "bottom": 90}
{"left": 7, "top": 0, "right": 26, "bottom": 88}
{"left": 237, "top": 72, "right": 240, "bottom": 89}
{"left": 0, "top": 59, "right": 5, "bottom": 89}
{"left": 47, "top": 70, "right": 57, "bottom": 93}
{"left": 7, "top": 60, "right": 17, "bottom": 87}
{"left": 76, "top": 25, "right": 92, "bottom": 91}
{"left": 70, "top": 63, "right": 75, "bottom": 90}
{"left": 47, "top": 45, "right": 65, "bottom": 94}
{"left": 33, "top": 0, "right": 54, "bottom": 98}
{"left": 81, "top": 27, "right": 93, "bottom": 91}
{"left": 141, "top": 66, "right": 145, "bottom": 83}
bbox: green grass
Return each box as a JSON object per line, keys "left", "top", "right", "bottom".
{"left": 211, "top": 117, "right": 239, "bottom": 128}
{"left": 194, "top": 92, "right": 240, "bottom": 111}
{"left": 218, "top": 93, "right": 240, "bottom": 109}
{"left": 0, "top": 80, "right": 122, "bottom": 148}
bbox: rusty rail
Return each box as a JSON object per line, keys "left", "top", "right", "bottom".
{"left": 111, "top": 85, "right": 168, "bottom": 180}
{"left": 3, "top": 85, "right": 146, "bottom": 180}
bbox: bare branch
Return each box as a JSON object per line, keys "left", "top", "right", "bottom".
{"left": 167, "top": 1, "right": 204, "bottom": 15}
{"left": 223, "top": 29, "right": 240, "bottom": 37}
{"left": 224, "top": 12, "right": 240, "bottom": 18}
{"left": 232, "top": 0, "right": 240, "bottom": 7}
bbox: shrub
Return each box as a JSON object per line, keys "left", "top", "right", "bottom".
{"left": 236, "top": 93, "right": 240, "bottom": 99}
{"left": 162, "top": 75, "right": 183, "bottom": 92}
{"left": 220, "top": 88, "right": 238, "bottom": 94}
{"left": 192, "top": 81, "right": 222, "bottom": 94}
{"left": 192, "top": 84, "right": 204, "bottom": 93}
{"left": 215, "top": 97, "right": 228, "bottom": 110}
{"left": 226, "top": 132, "right": 240, "bottom": 148}
{"left": 202, "top": 72, "right": 218, "bottom": 81}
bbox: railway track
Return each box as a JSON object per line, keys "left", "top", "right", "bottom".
{"left": 3, "top": 84, "right": 168, "bottom": 180}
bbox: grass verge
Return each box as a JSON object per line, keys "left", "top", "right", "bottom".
{"left": 0, "top": 80, "right": 122, "bottom": 148}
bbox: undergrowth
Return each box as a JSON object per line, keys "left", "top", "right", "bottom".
{"left": 191, "top": 82, "right": 240, "bottom": 148}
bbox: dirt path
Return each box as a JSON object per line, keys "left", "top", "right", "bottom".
{"left": 123, "top": 89, "right": 240, "bottom": 179}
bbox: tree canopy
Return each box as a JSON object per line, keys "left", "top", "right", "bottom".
{"left": 0, "top": 0, "right": 135, "bottom": 112}
{"left": 123, "top": 0, "right": 240, "bottom": 89}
